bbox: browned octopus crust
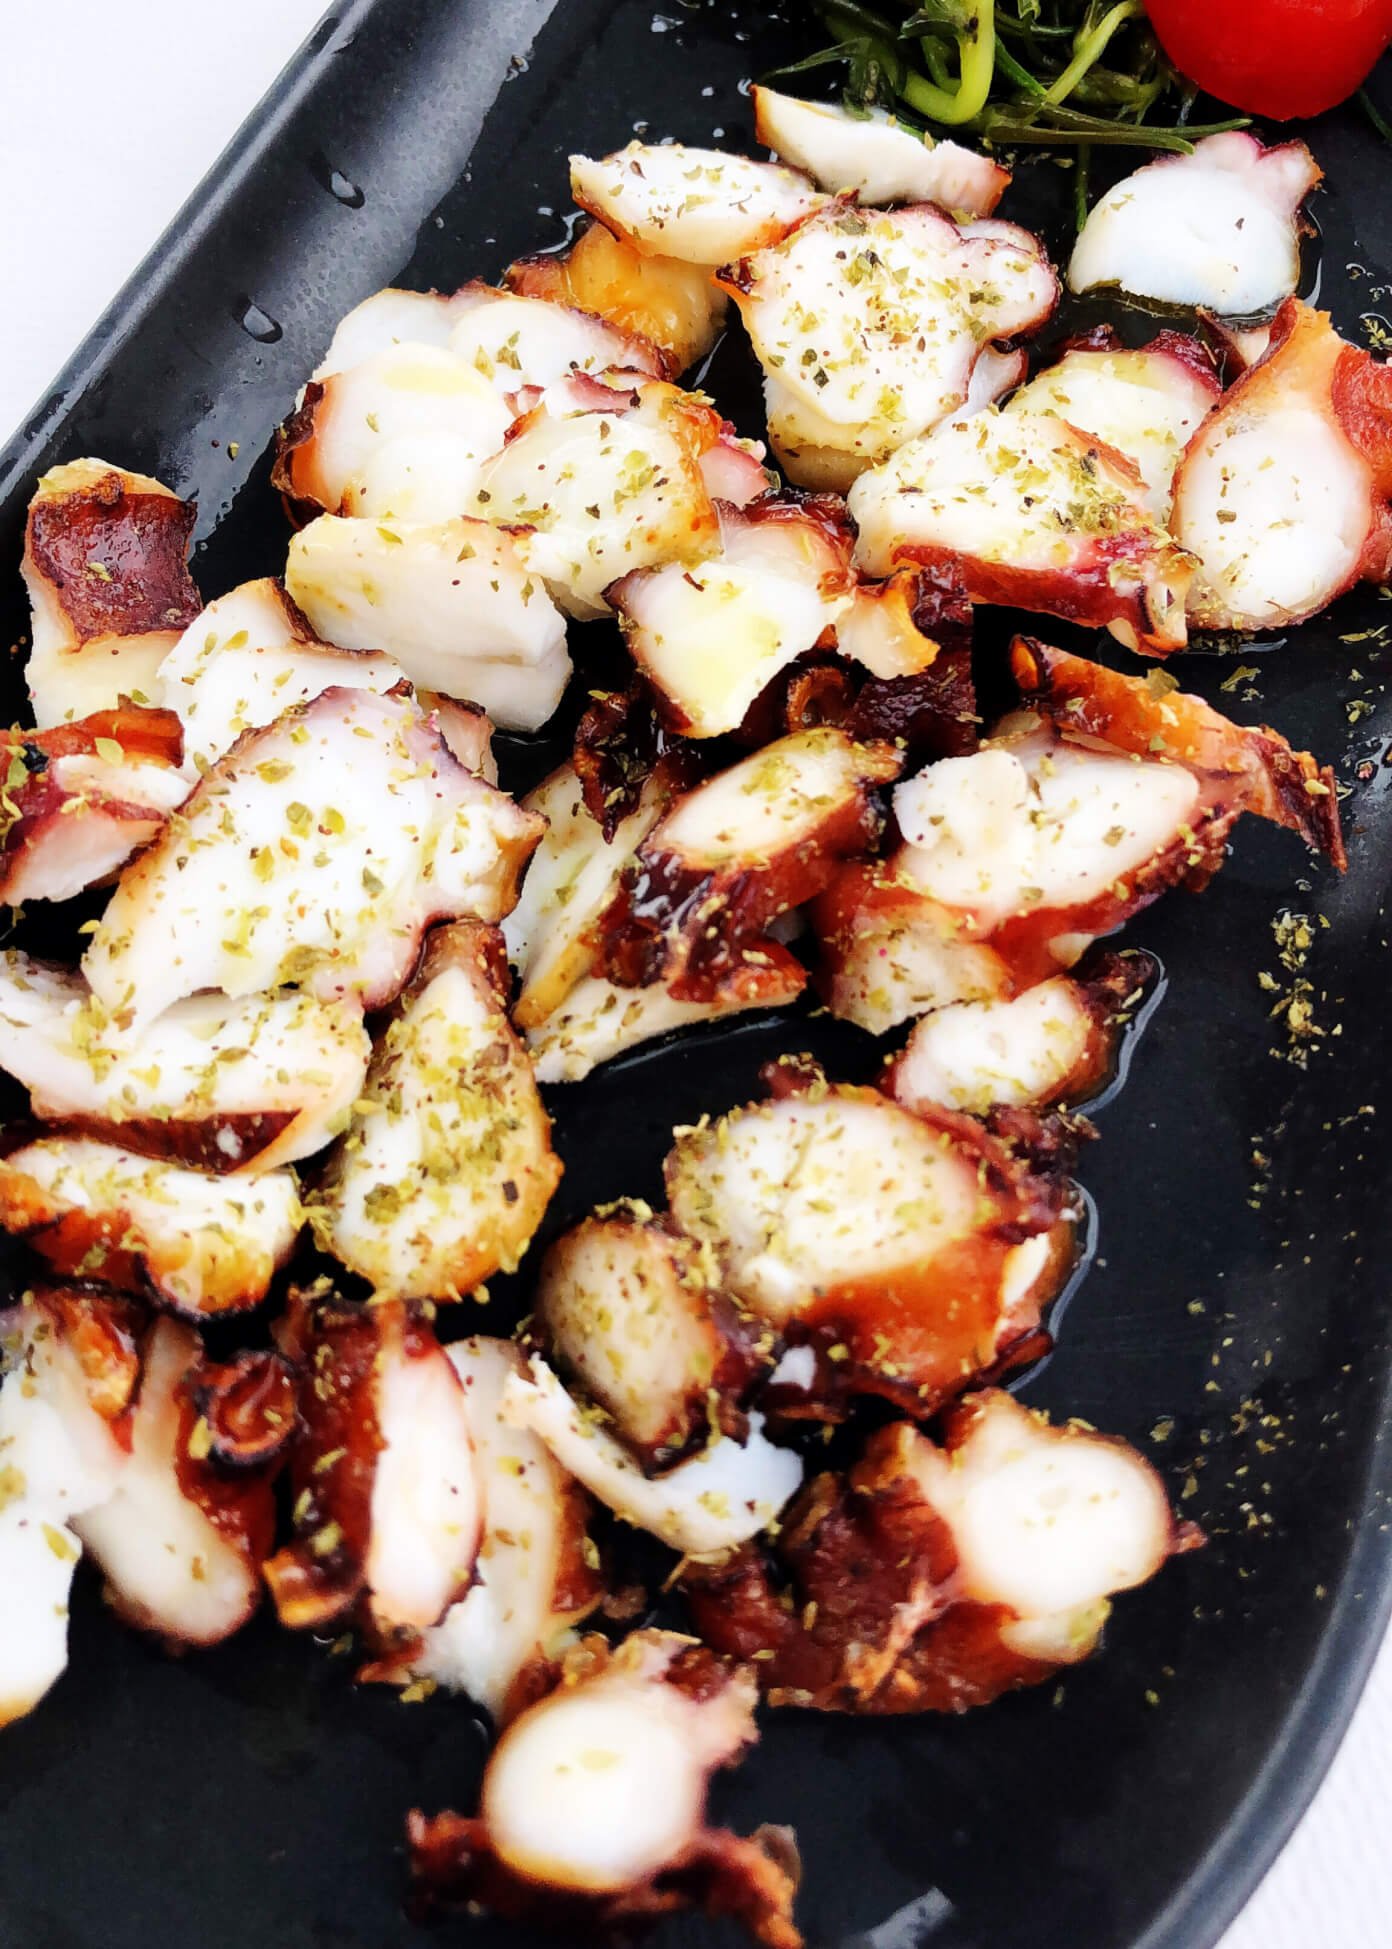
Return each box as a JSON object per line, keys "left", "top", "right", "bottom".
{"left": 27, "top": 1282, "right": 144, "bottom": 1426}
{"left": 746, "top": 1063, "right": 1076, "bottom": 1419}
{"left": 814, "top": 638, "right": 1344, "bottom": 1007}
{"left": 890, "top": 513, "right": 1183, "bottom": 660}
{"left": 406, "top": 1638, "right": 801, "bottom": 1947}
{"left": 685, "top": 1416, "right": 1202, "bottom": 1715}
{"left": 26, "top": 1295, "right": 291, "bottom": 1637}
{"left": 1208, "top": 296, "right": 1392, "bottom": 589}
{"left": 0, "top": 705, "right": 187, "bottom": 904}
{"left": 270, "top": 383, "right": 329, "bottom": 528}
{"left": 48, "top": 1112, "right": 298, "bottom": 1178}
{"left": 262, "top": 1287, "right": 394, "bottom": 1631}
{"left": 598, "top": 741, "right": 899, "bottom": 1002}
{"left": 1010, "top": 637, "right": 1346, "bottom": 869}
{"left": 530, "top": 1205, "right": 773, "bottom": 1470}
{"left": 746, "top": 644, "right": 978, "bottom": 764}
{"left": 190, "top": 1350, "right": 299, "bottom": 1469}
{"left": 171, "top": 1340, "right": 292, "bottom": 1568}
{"left": 881, "top": 947, "right": 1157, "bottom": 1126}
{"left": 572, "top": 683, "right": 705, "bottom": 839}
{"left": 1059, "top": 322, "right": 1221, "bottom": 397}
{"left": 0, "top": 1156, "right": 297, "bottom": 1321}
{"left": 26, "top": 472, "right": 202, "bottom": 643}
{"left": 405, "top": 1812, "right": 803, "bottom": 1949}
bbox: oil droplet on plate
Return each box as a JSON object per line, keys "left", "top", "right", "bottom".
{"left": 238, "top": 301, "right": 282, "bottom": 344}
{"left": 309, "top": 151, "right": 365, "bottom": 207}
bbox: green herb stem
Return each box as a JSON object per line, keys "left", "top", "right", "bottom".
{"left": 1359, "top": 85, "right": 1392, "bottom": 147}
{"left": 900, "top": 4, "right": 997, "bottom": 125}
{"left": 1041, "top": 0, "right": 1140, "bottom": 108}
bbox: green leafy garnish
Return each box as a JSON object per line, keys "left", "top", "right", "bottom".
{"left": 777, "top": 0, "right": 1251, "bottom": 202}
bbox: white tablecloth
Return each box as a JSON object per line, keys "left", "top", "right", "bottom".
{"left": 3, "top": 4, "right": 1389, "bottom": 1943}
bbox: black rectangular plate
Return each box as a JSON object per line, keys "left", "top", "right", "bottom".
{"left": 3, "top": 6, "right": 1392, "bottom": 1949}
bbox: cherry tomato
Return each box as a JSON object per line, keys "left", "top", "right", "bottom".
{"left": 1144, "top": 0, "right": 1392, "bottom": 119}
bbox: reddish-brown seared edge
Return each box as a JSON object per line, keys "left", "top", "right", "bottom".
{"left": 20, "top": 705, "right": 185, "bottom": 768}
{"left": 813, "top": 638, "right": 1345, "bottom": 1018}
{"left": 189, "top": 1351, "right": 299, "bottom": 1469}
{"left": 1010, "top": 638, "right": 1346, "bottom": 868}
{"left": 715, "top": 489, "right": 858, "bottom": 580}
{"left": 51, "top": 1112, "right": 300, "bottom": 1178}
{"left": 0, "top": 1154, "right": 296, "bottom": 1320}
{"left": 606, "top": 491, "right": 860, "bottom": 740}
{"left": 598, "top": 738, "right": 901, "bottom": 1002}
{"left": 673, "top": 1069, "right": 1076, "bottom": 1418}
{"left": 571, "top": 683, "right": 705, "bottom": 838}
{"left": 737, "top": 549, "right": 974, "bottom": 760}
{"left": 1330, "top": 334, "right": 1392, "bottom": 579}
{"left": 880, "top": 947, "right": 1155, "bottom": 1119}
{"left": 886, "top": 421, "right": 1192, "bottom": 656}
{"left": 850, "top": 649, "right": 979, "bottom": 759}
{"left": 27, "top": 1282, "right": 144, "bottom": 1428}
{"left": 406, "top": 1810, "right": 802, "bottom": 1949}
{"left": 0, "top": 790, "right": 167, "bottom": 905}
{"left": 79, "top": 1318, "right": 287, "bottom": 1644}
{"left": 1180, "top": 299, "right": 1392, "bottom": 612}
{"left": 271, "top": 383, "right": 330, "bottom": 527}
{"left": 26, "top": 472, "right": 201, "bottom": 645}
{"left": 531, "top": 1207, "right": 773, "bottom": 1470}
{"left": 754, "top": 645, "right": 978, "bottom": 762}
{"left": 1055, "top": 324, "right": 1221, "bottom": 405}
{"left": 406, "top": 1636, "right": 801, "bottom": 1949}
{"left": 813, "top": 780, "right": 1243, "bottom": 1008}
{"left": 262, "top": 1290, "right": 401, "bottom": 1631}
{"left": 170, "top": 1338, "right": 287, "bottom": 1571}
{"left": 687, "top": 1409, "right": 1199, "bottom": 1715}
{"left": 0, "top": 706, "right": 188, "bottom": 903}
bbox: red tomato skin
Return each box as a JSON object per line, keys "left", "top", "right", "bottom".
{"left": 1145, "top": 0, "right": 1392, "bottom": 119}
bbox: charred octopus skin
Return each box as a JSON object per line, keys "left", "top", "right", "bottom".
{"left": 0, "top": 706, "right": 189, "bottom": 906}
{"left": 0, "top": 1138, "right": 302, "bottom": 1318}
{"left": 814, "top": 638, "right": 1343, "bottom": 1036}
{"left": 686, "top": 1389, "right": 1199, "bottom": 1713}
{"left": 0, "top": 1288, "right": 293, "bottom": 1721}
{"left": 263, "top": 1292, "right": 480, "bottom": 1646}
{"left": 532, "top": 1204, "right": 772, "bottom": 1469}
{"left": 0, "top": 952, "right": 370, "bottom": 1174}
{"left": 664, "top": 1063, "right": 1075, "bottom": 1418}
{"left": 599, "top": 727, "right": 901, "bottom": 1002}
{"left": 408, "top": 1630, "right": 803, "bottom": 1949}
{"left": 847, "top": 405, "right": 1195, "bottom": 656}
{"left": 22, "top": 461, "right": 202, "bottom": 726}
{"left": 1173, "top": 299, "right": 1392, "bottom": 632}
{"left": 886, "top": 953, "right": 1152, "bottom": 1121}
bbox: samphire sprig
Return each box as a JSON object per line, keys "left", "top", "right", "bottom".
{"left": 773, "top": 0, "right": 1251, "bottom": 190}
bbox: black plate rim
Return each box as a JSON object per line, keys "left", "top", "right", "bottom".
{"left": 5, "top": 7, "right": 1392, "bottom": 1947}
